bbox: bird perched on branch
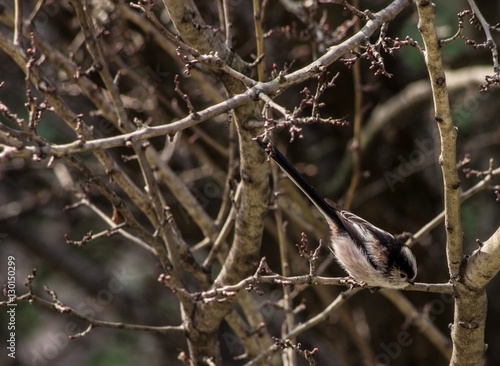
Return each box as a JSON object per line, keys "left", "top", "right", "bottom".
{"left": 258, "top": 139, "right": 417, "bottom": 289}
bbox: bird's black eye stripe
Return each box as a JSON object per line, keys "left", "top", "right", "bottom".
{"left": 382, "top": 235, "right": 404, "bottom": 272}
{"left": 398, "top": 257, "right": 416, "bottom": 280}
{"left": 382, "top": 236, "right": 416, "bottom": 280}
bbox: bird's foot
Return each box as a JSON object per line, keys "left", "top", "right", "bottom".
{"left": 340, "top": 277, "right": 366, "bottom": 289}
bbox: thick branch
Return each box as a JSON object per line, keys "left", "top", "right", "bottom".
{"left": 450, "top": 283, "right": 487, "bottom": 366}
{"left": 161, "top": 0, "right": 250, "bottom": 76}
{"left": 450, "top": 227, "right": 500, "bottom": 365}
{"left": 416, "top": 0, "right": 463, "bottom": 278}
{"left": 416, "top": 2, "right": 489, "bottom": 365}
{"left": 463, "top": 226, "right": 500, "bottom": 289}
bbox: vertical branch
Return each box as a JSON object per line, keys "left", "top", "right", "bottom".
{"left": 215, "top": 120, "right": 237, "bottom": 226}
{"left": 253, "top": 0, "right": 265, "bottom": 81}
{"left": 221, "top": 0, "right": 233, "bottom": 48}
{"left": 415, "top": 0, "right": 462, "bottom": 278}
{"left": 13, "top": 0, "right": 22, "bottom": 46}
{"left": 344, "top": 0, "right": 363, "bottom": 210}
{"left": 272, "top": 166, "right": 296, "bottom": 366}
{"left": 449, "top": 281, "right": 487, "bottom": 366}
{"left": 416, "top": 2, "right": 487, "bottom": 365}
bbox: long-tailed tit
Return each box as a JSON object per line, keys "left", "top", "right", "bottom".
{"left": 259, "top": 140, "right": 417, "bottom": 289}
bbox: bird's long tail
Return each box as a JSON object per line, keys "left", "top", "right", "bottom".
{"left": 258, "top": 139, "right": 343, "bottom": 228}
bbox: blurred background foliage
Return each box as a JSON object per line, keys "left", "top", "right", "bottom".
{"left": 0, "top": 0, "right": 499, "bottom": 365}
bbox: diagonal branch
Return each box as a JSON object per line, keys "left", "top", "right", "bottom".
{"left": 7, "top": 287, "right": 184, "bottom": 336}
{"left": 463, "top": 226, "right": 500, "bottom": 289}
{"left": 466, "top": 0, "right": 500, "bottom": 73}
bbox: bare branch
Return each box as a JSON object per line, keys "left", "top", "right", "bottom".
{"left": 464, "top": 226, "right": 500, "bottom": 289}
{"left": 416, "top": 0, "right": 463, "bottom": 279}
{"left": 466, "top": 0, "right": 500, "bottom": 73}
{"left": 381, "top": 289, "right": 452, "bottom": 360}
{"left": 1, "top": 270, "right": 184, "bottom": 336}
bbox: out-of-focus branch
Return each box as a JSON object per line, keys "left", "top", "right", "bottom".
{"left": 272, "top": 163, "right": 296, "bottom": 366}
{"left": 253, "top": 0, "right": 265, "bottom": 82}
{"left": 381, "top": 289, "right": 452, "bottom": 360}
{"left": 221, "top": 0, "right": 233, "bottom": 48}
{"left": 13, "top": 0, "right": 22, "bottom": 45}
{"left": 344, "top": 0, "right": 363, "bottom": 210}
{"left": 406, "top": 166, "right": 500, "bottom": 248}
{"left": 244, "top": 288, "right": 361, "bottom": 366}
{"left": 0, "top": 14, "right": 162, "bottom": 227}
{"left": 329, "top": 66, "right": 493, "bottom": 197}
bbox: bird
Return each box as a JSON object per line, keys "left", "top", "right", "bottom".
{"left": 259, "top": 139, "right": 417, "bottom": 289}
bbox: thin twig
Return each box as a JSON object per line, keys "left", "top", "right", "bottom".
{"left": 202, "top": 182, "right": 242, "bottom": 269}
{"left": 244, "top": 288, "right": 361, "bottom": 366}
{"left": 253, "top": 0, "right": 266, "bottom": 81}
{"left": 344, "top": 0, "right": 363, "bottom": 210}
{"left": 272, "top": 164, "right": 296, "bottom": 365}
{"left": 1, "top": 270, "right": 184, "bottom": 336}
{"left": 80, "top": 198, "right": 157, "bottom": 255}
{"left": 26, "top": 0, "right": 45, "bottom": 26}
{"left": 13, "top": 290, "right": 184, "bottom": 335}
{"left": 214, "top": 120, "right": 238, "bottom": 227}
{"left": 466, "top": 0, "right": 500, "bottom": 73}
{"left": 199, "top": 261, "right": 453, "bottom": 301}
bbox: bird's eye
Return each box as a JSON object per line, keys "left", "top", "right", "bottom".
{"left": 399, "top": 273, "right": 407, "bottom": 279}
